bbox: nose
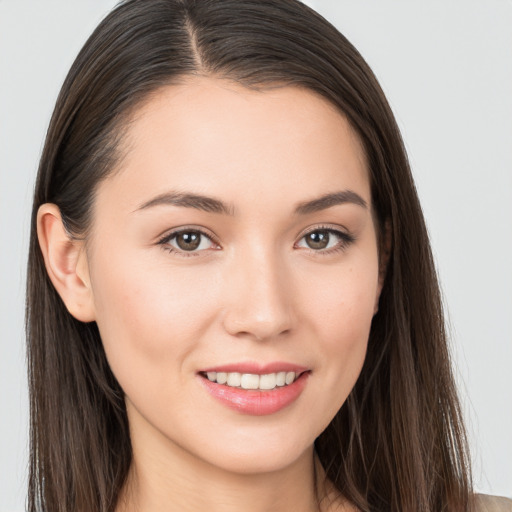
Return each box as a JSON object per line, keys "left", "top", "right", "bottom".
{"left": 221, "top": 246, "right": 296, "bottom": 342}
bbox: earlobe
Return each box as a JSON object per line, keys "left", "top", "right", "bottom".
{"left": 374, "top": 219, "right": 392, "bottom": 315}
{"left": 37, "top": 204, "right": 96, "bottom": 322}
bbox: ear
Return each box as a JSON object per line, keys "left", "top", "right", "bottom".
{"left": 374, "top": 219, "right": 392, "bottom": 315}
{"left": 37, "top": 203, "right": 96, "bottom": 322}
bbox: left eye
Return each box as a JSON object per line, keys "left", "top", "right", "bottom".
{"left": 296, "top": 228, "right": 351, "bottom": 252}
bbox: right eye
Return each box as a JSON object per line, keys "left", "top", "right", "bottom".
{"left": 158, "top": 228, "right": 219, "bottom": 257}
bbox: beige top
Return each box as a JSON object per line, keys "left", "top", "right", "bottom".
{"left": 475, "top": 494, "right": 512, "bottom": 512}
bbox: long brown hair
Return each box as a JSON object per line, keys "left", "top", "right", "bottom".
{"left": 26, "top": 0, "right": 472, "bottom": 510}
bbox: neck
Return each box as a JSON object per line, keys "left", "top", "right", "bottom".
{"left": 116, "top": 428, "right": 339, "bottom": 512}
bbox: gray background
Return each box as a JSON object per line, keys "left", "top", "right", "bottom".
{"left": 1, "top": 1, "right": 511, "bottom": 510}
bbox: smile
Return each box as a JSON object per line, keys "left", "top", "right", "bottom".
{"left": 203, "top": 371, "right": 299, "bottom": 390}
{"left": 198, "top": 364, "right": 310, "bottom": 415}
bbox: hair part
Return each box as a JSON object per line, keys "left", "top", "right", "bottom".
{"left": 27, "top": 1, "right": 472, "bottom": 511}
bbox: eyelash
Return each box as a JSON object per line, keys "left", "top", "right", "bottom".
{"left": 157, "top": 225, "right": 355, "bottom": 258}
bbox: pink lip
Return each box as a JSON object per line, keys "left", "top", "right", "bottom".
{"left": 199, "top": 361, "right": 309, "bottom": 375}
{"left": 197, "top": 368, "right": 310, "bottom": 416}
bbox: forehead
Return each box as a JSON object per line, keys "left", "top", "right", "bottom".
{"left": 98, "top": 76, "right": 370, "bottom": 216}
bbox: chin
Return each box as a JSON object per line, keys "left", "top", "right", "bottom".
{"left": 197, "top": 440, "right": 314, "bottom": 475}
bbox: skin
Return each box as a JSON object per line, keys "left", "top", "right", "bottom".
{"left": 38, "top": 76, "right": 387, "bottom": 512}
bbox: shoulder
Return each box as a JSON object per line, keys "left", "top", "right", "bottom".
{"left": 474, "top": 494, "right": 512, "bottom": 512}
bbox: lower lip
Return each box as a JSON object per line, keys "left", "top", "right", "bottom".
{"left": 198, "top": 372, "right": 309, "bottom": 416}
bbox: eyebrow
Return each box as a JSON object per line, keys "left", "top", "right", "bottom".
{"left": 136, "top": 189, "right": 367, "bottom": 216}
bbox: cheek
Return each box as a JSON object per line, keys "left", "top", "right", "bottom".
{"left": 322, "top": 277, "right": 375, "bottom": 375}
{"left": 301, "top": 251, "right": 379, "bottom": 416}
{"left": 307, "top": 248, "right": 379, "bottom": 343}
{"left": 88, "top": 250, "right": 220, "bottom": 387}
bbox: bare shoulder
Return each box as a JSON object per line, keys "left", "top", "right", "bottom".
{"left": 474, "top": 494, "right": 512, "bottom": 512}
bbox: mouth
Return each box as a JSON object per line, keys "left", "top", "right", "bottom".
{"left": 197, "top": 364, "right": 311, "bottom": 415}
{"left": 199, "top": 370, "right": 305, "bottom": 390}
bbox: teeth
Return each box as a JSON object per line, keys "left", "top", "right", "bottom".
{"left": 205, "top": 371, "right": 298, "bottom": 390}
{"left": 227, "top": 372, "right": 241, "bottom": 387}
{"left": 276, "top": 371, "right": 286, "bottom": 386}
{"left": 285, "top": 371, "right": 295, "bottom": 385}
{"left": 240, "top": 373, "right": 259, "bottom": 389}
{"left": 259, "top": 373, "right": 276, "bottom": 390}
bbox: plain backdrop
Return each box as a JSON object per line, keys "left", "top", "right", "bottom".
{"left": 1, "top": 1, "right": 511, "bottom": 510}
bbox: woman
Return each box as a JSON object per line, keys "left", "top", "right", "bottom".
{"left": 25, "top": 0, "right": 511, "bottom": 511}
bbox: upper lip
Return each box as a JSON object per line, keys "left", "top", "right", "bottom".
{"left": 199, "top": 362, "right": 309, "bottom": 375}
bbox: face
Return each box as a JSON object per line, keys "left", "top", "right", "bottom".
{"left": 83, "top": 77, "right": 382, "bottom": 474}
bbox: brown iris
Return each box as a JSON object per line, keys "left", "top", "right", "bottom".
{"left": 305, "top": 230, "right": 330, "bottom": 250}
{"left": 175, "top": 231, "right": 202, "bottom": 251}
